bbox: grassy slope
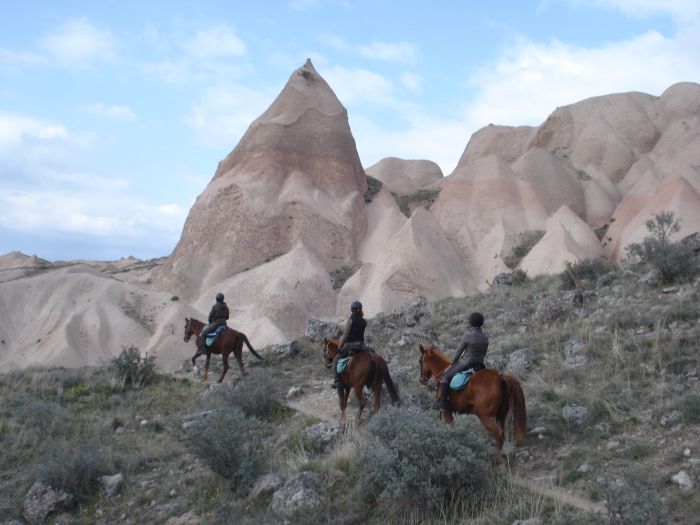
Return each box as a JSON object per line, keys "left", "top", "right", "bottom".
{"left": 1, "top": 265, "right": 699, "bottom": 524}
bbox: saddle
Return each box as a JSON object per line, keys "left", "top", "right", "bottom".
{"left": 336, "top": 345, "right": 376, "bottom": 374}
{"left": 449, "top": 369, "right": 475, "bottom": 391}
{"left": 205, "top": 325, "right": 227, "bottom": 347}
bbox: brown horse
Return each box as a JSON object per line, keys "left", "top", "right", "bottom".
{"left": 183, "top": 318, "right": 263, "bottom": 383}
{"left": 418, "top": 344, "right": 526, "bottom": 451}
{"left": 323, "top": 338, "right": 400, "bottom": 423}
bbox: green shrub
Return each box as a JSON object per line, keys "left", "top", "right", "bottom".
{"left": 679, "top": 394, "right": 700, "bottom": 423}
{"left": 205, "top": 368, "right": 287, "bottom": 421}
{"left": 364, "top": 175, "right": 383, "bottom": 203}
{"left": 504, "top": 230, "right": 545, "bottom": 269}
{"left": 111, "top": 346, "right": 157, "bottom": 389}
{"left": 354, "top": 407, "right": 488, "bottom": 521}
{"left": 185, "top": 406, "right": 268, "bottom": 490}
{"left": 37, "top": 440, "right": 113, "bottom": 502}
{"left": 393, "top": 188, "right": 441, "bottom": 217}
{"left": 602, "top": 470, "right": 668, "bottom": 525}
{"left": 559, "top": 259, "right": 616, "bottom": 290}
{"left": 625, "top": 211, "right": 698, "bottom": 284}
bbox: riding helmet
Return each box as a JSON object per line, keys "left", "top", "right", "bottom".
{"left": 351, "top": 300, "right": 362, "bottom": 310}
{"left": 215, "top": 292, "right": 224, "bottom": 302}
{"left": 469, "top": 312, "right": 484, "bottom": 327}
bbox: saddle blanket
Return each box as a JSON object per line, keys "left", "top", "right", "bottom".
{"left": 450, "top": 369, "right": 475, "bottom": 391}
{"left": 336, "top": 357, "right": 351, "bottom": 374}
{"left": 205, "top": 325, "right": 227, "bottom": 347}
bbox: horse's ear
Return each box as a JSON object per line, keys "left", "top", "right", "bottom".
{"left": 419, "top": 344, "right": 425, "bottom": 353}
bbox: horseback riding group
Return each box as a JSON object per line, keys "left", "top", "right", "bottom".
{"left": 183, "top": 294, "right": 526, "bottom": 451}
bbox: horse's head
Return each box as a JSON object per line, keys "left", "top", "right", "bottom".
{"left": 418, "top": 344, "right": 437, "bottom": 385}
{"left": 183, "top": 318, "right": 197, "bottom": 343}
{"left": 323, "top": 338, "right": 339, "bottom": 367}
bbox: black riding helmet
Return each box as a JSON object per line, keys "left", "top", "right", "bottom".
{"left": 215, "top": 292, "right": 224, "bottom": 302}
{"left": 351, "top": 300, "right": 362, "bottom": 311}
{"left": 469, "top": 312, "right": 484, "bottom": 327}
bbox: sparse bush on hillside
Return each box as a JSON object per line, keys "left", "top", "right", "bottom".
{"left": 559, "top": 258, "right": 616, "bottom": 290}
{"left": 111, "top": 346, "right": 157, "bottom": 389}
{"left": 364, "top": 175, "right": 383, "bottom": 203}
{"left": 504, "top": 230, "right": 545, "bottom": 269}
{"left": 185, "top": 406, "right": 269, "bottom": 490}
{"left": 625, "top": 211, "right": 698, "bottom": 284}
{"left": 679, "top": 393, "right": 700, "bottom": 423}
{"left": 602, "top": 469, "right": 668, "bottom": 525}
{"left": 354, "top": 406, "right": 488, "bottom": 521}
{"left": 205, "top": 368, "right": 290, "bottom": 421}
{"left": 37, "top": 440, "right": 113, "bottom": 503}
{"left": 393, "top": 188, "right": 441, "bottom": 217}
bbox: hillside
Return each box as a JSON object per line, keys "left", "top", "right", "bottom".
{"left": 1, "top": 256, "right": 698, "bottom": 524}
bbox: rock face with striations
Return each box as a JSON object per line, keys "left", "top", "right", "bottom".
{"left": 154, "top": 59, "right": 367, "bottom": 300}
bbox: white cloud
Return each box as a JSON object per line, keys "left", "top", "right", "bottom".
{"left": 39, "top": 17, "right": 115, "bottom": 65}
{"left": 400, "top": 71, "right": 423, "bottom": 92}
{"left": 357, "top": 41, "right": 417, "bottom": 64}
{"left": 86, "top": 104, "right": 137, "bottom": 121}
{"left": 323, "top": 66, "right": 395, "bottom": 105}
{"left": 182, "top": 25, "right": 246, "bottom": 59}
{"left": 465, "top": 23, "right": 700, "bottom": 128}
{"left": 187, "top": 84, "right": 274, "bottom": 149}
{"left": 566, "top": 0, "right": 700, "bottom": 19}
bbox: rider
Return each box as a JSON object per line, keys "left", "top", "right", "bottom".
{"left": 330, "top": 300, "right": 366, "bottom": 389}
{"left": 432, "top": 312, "right": 488, "bottom": 411}
{"left": 197, "top": 292, "right": 230, "bottom": 356}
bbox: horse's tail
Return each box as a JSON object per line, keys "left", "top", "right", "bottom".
{"left": 240, "top": 332, "right": 264, "bottom": 360}
{"left": 503, "top": 374, "right": 527, "bottom": 442}
{"left": 378, "top": 357, "right": 400, "bottom": 406}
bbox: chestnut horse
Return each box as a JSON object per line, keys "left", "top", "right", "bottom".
{"left": 323, "top": 338, "right": 400, "bottom": 423}
{"left": 418, "top": 344, "right": 526, "bottom": 451}
{"left": 183, "top": 318, "right": 263, "bottom": 383}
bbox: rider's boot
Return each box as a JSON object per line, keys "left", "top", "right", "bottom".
{"left": 432, "top": 385, "right": 449, "bottom": 411}
{"left": 331, "top": 372, "right": 343, "bottom": 390}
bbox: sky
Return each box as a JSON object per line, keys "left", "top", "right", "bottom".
{"left": 1, "top": 0, "right": 699, "bottom": 261}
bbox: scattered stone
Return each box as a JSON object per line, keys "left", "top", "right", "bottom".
{"left": 683, "top": 448, "right": 691, "bottom": 457}
{"left": 671, "top": 470, "right": 693, "bottom": 489}
{"left": 23, "top": 481, "right": 75, "bottom": 524}
{"left": 98, "top": 473, "right": 123, "bottom": 498}
{"left": 660, "top": 410, "right": 682, "bottom": 427}
{"left": 506, "top": 348, "right": 536, "bottom": 374}
{"left": 286, "top": 386, "right": 303, "bottom": 399}
{"left": 512, "top": 518, "right": 543, "bottom": 525}
{"left": 402, "top": 296, "right": 427, "bottom": 326}
{"left": 271, "top": 472, "right": 322, "bottom": 517}
{"left": 305, "top": 319, "right": 341, "bottom": 343}
{"left": 140, "top": 419, "right": 149, "bottom": 427}
{"left": 577, "top": 463, "right": 591, "bottom": 473}
{"left": 485, "top": 352, "right": 509, "bottom": 371}
{"left": 640, "top": 269, "right": 661, "bottom": 285}
{"left": 563, "top": 338, "right": 589, "bottom": 368}
{"left": 562, "top": 405, "right": 588, "bottom": 427}
{"left": 181, "top": 410, "right": 215, "bottom": 430}
{"left": 169, "top": 489, "right": 178, "bottom": 497}
{"left": 164, "top": 511, "right": 201, "bottom": 525}
{"left": 606, "top": 440, "right": 620, "bottom": 451}
{"left": 533, "top": 293, "right": 571, "bottom": 324}
{"left": 268, "top": 340, "right": 300, "bottom": 359}
{"left": 304, "top": 422, "right": 339, "bottom": 451}
{"left": 528, "top": 426, "right": 546, "bottom": 434}
{"left": 250, "top": 474, "right": 283, "bottom": 499}
{"left": 491, "top": 272, "right": 514, "bottom": 290}
{"left": 662, "top": 286, "right": 679, "bottom": 294}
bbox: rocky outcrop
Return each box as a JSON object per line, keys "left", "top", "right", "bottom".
{"left": 365, "top": 157, "right": 443, "bottom": 195}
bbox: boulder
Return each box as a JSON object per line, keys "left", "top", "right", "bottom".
{"left": 98, "top": 473, "right": 123, "bottom": 498}
{"left": 562, "top": 405, "right": 589, "bottom": 427}
{"left": 23, "top": 481, "right": 75, "bottom": 524}
{"left": 271, "top": 472, "right": 322, "bottom": 517}
{"left": 305, "top": 319, "right": 342, "bottom": 343}
{"left": 250, "top": 473, "right": 283, "bottom": 499}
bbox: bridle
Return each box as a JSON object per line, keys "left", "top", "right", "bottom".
{"left": 419, "top": 349, "right": 449, "bottom": 385}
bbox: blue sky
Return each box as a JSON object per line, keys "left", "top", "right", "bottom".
{"left": 1, "top": 0, "right": 699, "bottom": 261}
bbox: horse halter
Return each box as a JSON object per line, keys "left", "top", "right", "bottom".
{"left": 419, "top": 354, "right": 432, "bottom": 385}
{"left": 183, "top": 320, "right": 193, "bottom": 343}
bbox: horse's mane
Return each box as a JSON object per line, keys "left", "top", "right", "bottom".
{"left": 188, "top": 317, "right": 205, "bottom": 329}
{"left": 325, "top": 338, "right": 340, "bottom": 350}
{"left": 425, "top": 345, "right": 451, "bottom": 368}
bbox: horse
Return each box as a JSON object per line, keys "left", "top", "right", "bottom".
{"left": 183, "top": 318, "right": 264, "bottom": 383}
{"left": 418, "top": 344, "right": 526, "bottom": 452}
{"left": 323, "top": 338, "right": 400, "bottom": 423}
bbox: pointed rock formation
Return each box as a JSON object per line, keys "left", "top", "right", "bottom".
{"left": 357, "top": 186, "right": 407, "bottom": 264}
{"left": 365, "top": 157, "right": 443, "bottom": 195}
{"left": 338, "top": 208, "right": 476, "bottom": 315}
{"left": 154, "top": 59, "right": 367, "bottom": 299}
{"left": 455, "top": 124, "right": 535, "bottom": 169}
{"left": 520, "top": 206, "right": 605, "bottom": 276}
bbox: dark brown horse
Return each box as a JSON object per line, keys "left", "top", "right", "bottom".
{"left": 418, "top": 344, "right": 526, "bottom": 451}
{"left": 183, "top": 318, "right": 263, "bottom": 383}
{"left": 323, "top": 338, "right": 400, "bottom": 423}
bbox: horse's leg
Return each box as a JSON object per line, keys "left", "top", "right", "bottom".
{"left": 233, "top": 338, "right": 246, "bottom": 376}
{"left": 203, "top": 353, "right": 211, "bottom": 381}
{"left": 338, "top": 386, "right": 348, "bottom": 423}
{"left": 441, "top": 410, "right": 454, "bottom": 424}
{"left": 353, "top": 384, "right": 366, "bottom": 424}
{"left": 191, "top": 351, "right": 201, "bottom": 367}
{"left": 218, "top": 350, "right": 229, "bottom": 383}
{"left": 477, "top": 413, "right": 504, "bottom": 451}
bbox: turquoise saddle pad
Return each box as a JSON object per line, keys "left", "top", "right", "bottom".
{"left": 205, "top": 325, "right": 227, "bottom": 347}
{"left": 336, "top": 357, "right": 351, "bottom": 374}
{"left": 450, "top": 370, "right": 475, "bottom": 391}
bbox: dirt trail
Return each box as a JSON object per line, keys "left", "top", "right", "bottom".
{"left": 285, "top": 382, "right": 607, "bottom": 517}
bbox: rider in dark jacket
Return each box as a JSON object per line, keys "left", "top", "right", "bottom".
{"left": 198, "top": 292, "right": 229, "bottom": 355}
{"left": 330, "top": 300, "right": 366, "bottom": 389}
{"left": 433, "top": 312, "right": 488, "bottom": 411}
